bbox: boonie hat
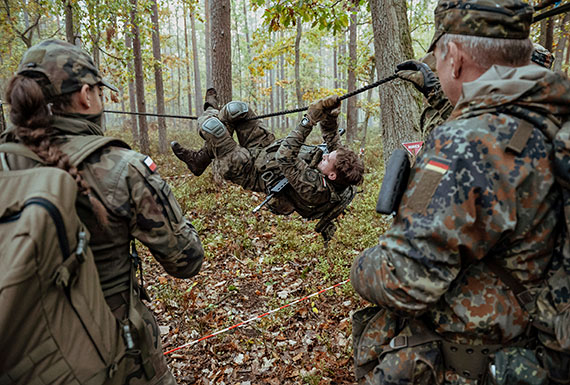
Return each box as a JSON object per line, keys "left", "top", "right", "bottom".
{"left": 17, "top": 39, "right": 118, "bottom": 97}
{"left": 428, "top": 0, "right": 534, "bottom": 52}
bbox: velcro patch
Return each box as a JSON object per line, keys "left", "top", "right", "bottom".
{"left": 143, "top": 156, "right": 157, "bottom": 172}
{"left": 406, "top": 157, "right": 451, "bottom": 214}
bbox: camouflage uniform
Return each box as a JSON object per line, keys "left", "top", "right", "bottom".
{"left": 2, "top": 40, "right": 204, "bottom": 385}
{"left": 352, "top": 1, "right": 570, "bottom": 383}
{"left": 197, "top": 103, "right": 346, "bottom": 219}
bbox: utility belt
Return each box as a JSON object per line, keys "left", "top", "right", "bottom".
{"left": 351, "top": 306, "right": 552, "bottom": 385}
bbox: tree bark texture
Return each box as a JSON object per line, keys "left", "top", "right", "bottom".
{"left": 370, "top": 0, "right": 421, "bottom": 164}
{"left": 553, "top": 13, "right": 569, "bottom": 72}
{"left": 130, "top": 0, "right": 150, "bottom": 154}
{"left": 295, "top": 18, "right": 303, "bottom": 120}
{"left": 182, "top": 2, "right": 194, "bottom": 120}
{"left": 205, "top": 0, "right": 213, "bottom": 89}
{"left": 150, "top": 0, "right": 167, "bottom": 154}
{"left": 124, "top": 18, "right": 138, "bottom": 142}
{"left": 346, "top": 1, "right": 358, "bottom": 143}
{"left": 210, "top": 0, "right": 232, "bottom": 105}
{"left": 64, "top": 1, "right": 74, "bottom": 44}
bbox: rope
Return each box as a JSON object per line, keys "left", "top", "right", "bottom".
{"left": 163, "top": 278, "right": 350, "bottom": 355}
{"left": 104, "top": 109, "right": 198, "bottom": 120}
{"left": 533, "top": 2, "right": 570, "bottom": 22}
{"left": 245, "top": 73, "right": 399, "bottom": 121}
{"left": 103, "top": 73, "right": 399, "bottom": 122}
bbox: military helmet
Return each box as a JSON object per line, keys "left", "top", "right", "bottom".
{"left": 428, "top": 0, "right": 534, "bottom": 52}
{"left": 531, "top": 43, "right": 554, "bottom": 69}
{"left": 17, "top": 39, "right": 118, "bottom": 98}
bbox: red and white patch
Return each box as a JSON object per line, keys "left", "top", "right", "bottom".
{"left": 322, "top": 176, "right": 327, "bottom": 188}
{"left": 143, "top": 156, "right": 157, "bottom": 172}
{"left": 402, "top": 141, "right": 424, "bottom": 157}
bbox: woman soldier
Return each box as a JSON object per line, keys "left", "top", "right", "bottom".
{"left": 1, "top": 39, "right": 204, "bottom": 384}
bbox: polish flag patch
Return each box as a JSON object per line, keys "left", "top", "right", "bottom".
{"left": 143, "top": 156, "right": 157, "bottom": 172}
{"left": 425, "top": 158, "right": 450, "bottom": 174}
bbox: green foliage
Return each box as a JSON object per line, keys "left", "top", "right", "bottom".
{"left": 251, "top": 0, "right": 351, "bottom": 34}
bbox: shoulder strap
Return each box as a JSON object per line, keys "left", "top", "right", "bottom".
{"left": 59, "top": 136, "right": 129, "bottom": 167}
{"left": 0, "top": 142, "right": 43, "bottom": 165}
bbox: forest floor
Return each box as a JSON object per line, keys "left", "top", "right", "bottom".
{"left": 111, "top": 124, "right": 391, "bottom": 384}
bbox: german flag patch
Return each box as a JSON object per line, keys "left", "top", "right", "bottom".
{"left": 407, "top": 156, "right": 451, "bottom": 214}
{"left": 425, "top": 158, "right": 450, "bottom": 174}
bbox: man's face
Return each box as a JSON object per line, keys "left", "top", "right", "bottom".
{"left": 318, "top": 150, "right": 337, "bottom": 180}
{"left": 434, "top": 41, "right": 461, "bottom": 106}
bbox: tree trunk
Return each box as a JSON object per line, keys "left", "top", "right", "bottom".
{"left": 150, "top": 0, "right": 167, "bottom": 153}
{"left": 130, "top": 0, "right": 150, "bottom": 154}
{"left": 124, "top": 18, "right": 138, "bottom": 141}
{"left": 361, "top": 59, "right": 376, "bottom": 154}
{"left": 566, "top": 37, "right": 570, "bottom": 76}
{"left": 210, "top": 0, "right": 232, "bottom": 105}
{"left": 333, "top": 43, "right": 338, "bottom": 89}
{"left": 553, "top": 13, "right": 569, "bottom": 72}
{"left": 370, "top": 0, "right": 421, "bottom": 164}
{"left": 541, "top": 17, "right": 554, "bottom": 51}
{"left": 204, "top": 0, "right": 213, "bottom": 88}
{"left": 64, "top": 1, "right": 74, "bottom": 44}
{"left": 346, "top": 0, "right": 358, "bottom": 143}
{"left": 295, "top": 17, "right": 303, "bottom": 120}
{"left": 182, "top": 2, "right": 194, "bottom": 122}
{"left": 190, "top": 9, "right": 203, "bottom": 115}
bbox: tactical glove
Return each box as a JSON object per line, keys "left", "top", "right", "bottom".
{"left": 395, "top": 60, "right": 439, "bottom": 97}
{"left": 307, "top": 95, "right": 341, "bottom": 125}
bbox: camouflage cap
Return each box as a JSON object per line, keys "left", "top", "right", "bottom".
{"left": 17, "top": 39, "right": 118, "bottom": 97}
{"left": 428, "top": 0, "right": 534, "bottom": 52}
{"left": 531, "top": 43, "right": 554, "bottom": 69}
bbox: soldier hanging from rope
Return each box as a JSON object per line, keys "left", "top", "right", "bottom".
{"left": 171, "top": 90, "right": 364, "bottom": 242}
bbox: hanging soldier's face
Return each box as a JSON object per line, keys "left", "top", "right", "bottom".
{"left": 318, "top": 150, "right": 337, "bottom": 181}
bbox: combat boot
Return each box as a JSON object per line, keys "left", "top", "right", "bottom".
{"left": 204, "top": 88, "right": 220, "bottom": 111}
{"left": 170, "top": 142, "right": 212, "bottom": 176}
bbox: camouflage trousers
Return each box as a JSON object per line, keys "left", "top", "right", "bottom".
{"left": 107, "top": 291, "right": 177, "bottom": 385}
{"left": 199, "top": 103, "right": 277, "bottom": 193}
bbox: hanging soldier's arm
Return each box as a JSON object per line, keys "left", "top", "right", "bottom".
{"left": 126, "top": 153, "right": 204, "bottom": 279}
{"left": 275, "top": 117, "right": 331, "bottom": 205}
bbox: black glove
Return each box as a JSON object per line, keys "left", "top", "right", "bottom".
{"left": 395, "top": 60, "right": 439, "bottom": 97}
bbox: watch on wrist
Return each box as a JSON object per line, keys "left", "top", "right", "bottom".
{"left": 300, "top": 115, "right": 312, "bottom": 128}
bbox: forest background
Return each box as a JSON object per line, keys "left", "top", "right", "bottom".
{"left": 1, "top": 0, "right": 569, "bottom": 383}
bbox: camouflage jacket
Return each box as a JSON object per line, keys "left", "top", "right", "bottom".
{"left": 273, "top": 118, "right": 345, "bottom": 219}
{"left": 351, "top": 64, "right": 570, "bottom": 345}
{"left": 420, "top": 84, "right": 454, "bottom": 138}
{"left": 2, "top": 115, "right": 204, "bottom": 296}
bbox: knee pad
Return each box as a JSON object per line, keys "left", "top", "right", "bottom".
{"left": 225, "top": 101, "right": 249, "bottom": 121}
{"left": 201, "top": 117, "right": 227, "bottom": 138}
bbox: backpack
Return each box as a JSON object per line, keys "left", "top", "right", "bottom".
{"left": 0, "top": 140, "right": 128, "bottom": 385}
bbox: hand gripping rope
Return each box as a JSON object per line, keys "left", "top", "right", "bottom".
{"left": 104, "top": 74, "right": 399, "bottom": 121}
{"left": 163, "top": 279, "right": 350, "bottom": 355}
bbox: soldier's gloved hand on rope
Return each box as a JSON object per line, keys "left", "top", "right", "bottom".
{"left": 395, "top": 60, "right": 439, "bottom": 97}
{"left": 307, "top": 95, "right": 341, "bottom": 125}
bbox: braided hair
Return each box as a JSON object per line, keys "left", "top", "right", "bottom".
{"left": 4, "top": 75, "right": 109, "bottom": 226}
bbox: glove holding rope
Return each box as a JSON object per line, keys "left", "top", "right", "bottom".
{"left": 396, "top": 60, "right": 439, "bottom": 97}
{"left": 307, "top": 95, "right": 341, "bottom": 126}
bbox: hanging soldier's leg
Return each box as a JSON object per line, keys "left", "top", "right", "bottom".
{"left": 170, "top": 96, "right": 221, "bottom": 176}
{"left": 199, "top": 116, "right": 258, "bottom": 190}
{"left": 218, "top": 101, "right": 275, "bottom": 149}
{"left": 170, "top": 142, "right": 213, "bottom": 176}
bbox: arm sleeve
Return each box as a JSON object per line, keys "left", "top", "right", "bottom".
{"left": 320, "top": 116, "right": 341, "bottom": 152}
{"left": 275, "top": 122, "right": 331, "bottom": 205}
{"left": 351, "top": 122, "right": 512, "bottom": 315}
{"left": 127, "top": 156, "right": 204, "bottom": 279}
